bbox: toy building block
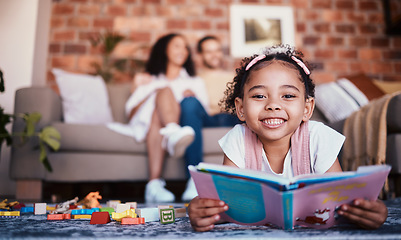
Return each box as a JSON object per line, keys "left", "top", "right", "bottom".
{"left": 158, "top": 205, "right": 173, "bottom": 219}
{"left": 126, "top": 202, "right": 137, "bottom": 209}
{"left": 112, "top": 209, "right": 137, "bottom": 221}
{"left": 160, "top": 208, "right": 175, "bottom": 224}
{"left": 72, "top": 214, "right": 92, "bottom": 219}
{"left": 90, "top": 212, "right": 111, "bottom": 225}
{"left": 0, "top": 211, "right": 20, "bottom": 218}
{"left": 99, "top": 207, "right": 114, "bottom": 214}
{"left": 71, "top": 208, "right": 99, "bottom": 215}
{"left": 47, "top": 206, "right": 56, "bottom": 211}
{"left": 20, "top": 207, "right": 34, "bottom": 213}
{"left": 11, "top": 203, "right": 26, "bottom": 210}
{"left": 174, "top": 208, "right": 187, "bottom": 218}
{"left": 47, "top": 214, "right": 64, "bottom": 220}
{"left": 47, "top": 213, "right": 71, "bottom": 220}
{"left": 106, "top": 200, "right": 121, "bottom": 210}
{"left": 157, "top": 205, "right": 173, "bottom": 210}
{"left": 34, "top": 203, "right": 47, "bottom": 215}
{"left": 116, "top": 204, "right": 130, "bottom": 213}
{"left": 135, "top": 208, "right": 159, "bottom": 222}
{"left": 121, "top": 217, "right": 145, "bottom": 225}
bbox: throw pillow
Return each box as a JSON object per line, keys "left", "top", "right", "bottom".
{"left": 52, "top": 68, "right": 113, "bottom": 124}
{"left": 344, "top": 74, "right": 385, "bottom": 100}
{"left": 315, "top": 80, "right": 363, "bottom": 123}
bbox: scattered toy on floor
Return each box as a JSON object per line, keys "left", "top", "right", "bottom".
{"left": 0, "top": 199, "right": 20, "bottom": 210}
{"left": 53, "top": 197, "right": 79, "bottom": 214}
{"left": 78, "top": 191, "right": 102, "bottom": 209}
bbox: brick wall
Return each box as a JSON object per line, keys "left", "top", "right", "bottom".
{"left": 48, "top": 0, "right": 401, "bottom": 87}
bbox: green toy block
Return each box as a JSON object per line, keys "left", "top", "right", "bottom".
{"left": 99, "top": 207, "right": 115, "bottom": 215}
{"left": 159, "top": 208, "right": 175, "bottom": 224}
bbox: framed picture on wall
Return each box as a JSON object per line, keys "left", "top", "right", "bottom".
{"left": 230, "top": 5, "right": 295, "bottom": 58}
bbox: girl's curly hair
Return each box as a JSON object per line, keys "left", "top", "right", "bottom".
{"left": 220, "top": 44, "right": 315, "bottom": 115}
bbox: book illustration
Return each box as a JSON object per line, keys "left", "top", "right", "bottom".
{"left": 189, "top": 163, "right": 391, "bottom": 230}
{"left": 296, "top": 208, "right": 330, "bottom": 226}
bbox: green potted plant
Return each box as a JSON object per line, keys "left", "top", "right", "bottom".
{"left": 0, "top": 68, "right": 60, "bottom": 172}
{"left": 90, "top": 31, "right": 126, "bottom": 83}
{"left": 89, "top": 31, "right": 146, "bottom": 83}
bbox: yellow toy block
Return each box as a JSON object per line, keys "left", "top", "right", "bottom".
{"left": 72, "top": 214, "right": 92, "bottom": 219}
{"left": 111, "top": 209, "right": 137, "bottom": 221}
{"left": 47, "top": 206, "right": 56, "bottom": 211}
{"left": 0, "top": 211, "right": 20, "bottom": 217}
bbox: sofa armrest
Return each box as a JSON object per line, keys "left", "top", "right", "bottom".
{"left": 10, "top": 87, "right": 62, "bottom": 180}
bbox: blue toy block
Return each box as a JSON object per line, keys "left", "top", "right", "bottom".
{"left": 20, "top": 207, "right": 34, "bottom": 213}
{"left": 71, "top": 208, "right": 100, "bottom": 215}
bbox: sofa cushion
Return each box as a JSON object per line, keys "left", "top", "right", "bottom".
{"left": 52, "top": 122, "right": 146, "bottom": 154}
{"left": 53, "top": 122, "right": 231, "bottom": 155}
{"left": 52, "top": 68, "right": 114, "bottom": 124}
{"left": 107, "top": 83, "right": 132, "bottom": 124}
{"left": 345, "top": 74, "right": 385, "bottom": 101}
{"left": 203, "top": 127, "right": 232, "bottom": 154}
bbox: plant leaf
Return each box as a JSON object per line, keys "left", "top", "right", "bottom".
{"left": 39, "top": 142, "right": 53, "bottom": 172}
{"left": 0, "top": 108, "right": 12, "bottom": 146}
{"left": 0, "top": 68, "right": 4, "bottom": 93}
{"left": 39, "top": 142, "right": 52, "bottom": 172}
{"left": 39, "top": 142, "right": 46, "bottom": 163}
{"left": 39, "top": 126, "right": 61, "bottom": 151}
{"left": 23, "top": 112, "right": 41, "bottom": 137}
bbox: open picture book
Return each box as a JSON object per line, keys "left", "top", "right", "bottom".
{"left": 189, "top": 163, "right": 391, "bottom": 230}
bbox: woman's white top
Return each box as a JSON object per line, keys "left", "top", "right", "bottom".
{"left": 107, "top": 69, "right": 209, "bottom": 142}
{"left": 218, "top": 121, "right": 345, "bottom": 178}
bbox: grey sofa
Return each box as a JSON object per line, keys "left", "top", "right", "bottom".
{"left": 10, "top": 84, "right": 230, "bottom": 200}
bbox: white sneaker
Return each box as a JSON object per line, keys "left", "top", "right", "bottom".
{"left": 160, "top": 123, "right": 195, "bottom": 158}
{"left": 181, "top": 178, "right": 198, "bottom": 202}
{"left": 145, "top": 179, "right": 175, "bottom": 203}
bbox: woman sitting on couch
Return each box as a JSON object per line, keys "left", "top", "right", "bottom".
{"left": 125, "top": 33, "right": 209, "bottom": 203}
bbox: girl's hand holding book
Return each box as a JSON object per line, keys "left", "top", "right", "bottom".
{"left": 337, "top": 198, "right": 388, "bottom": 229}
{"left": 188, "top": 196, "right": 229, "bottom": 232}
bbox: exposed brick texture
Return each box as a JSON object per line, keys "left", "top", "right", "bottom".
{"left": 47, "top": 0, "right": 401, "bottom": 84}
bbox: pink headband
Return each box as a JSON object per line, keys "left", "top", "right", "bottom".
{"left": 244, "top": 54, "right": 310, "bottom": 75}
{"left": 291, "top": 56, "right": 310, "bottom": 75}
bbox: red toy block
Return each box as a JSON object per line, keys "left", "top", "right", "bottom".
{"left": 47, "top": 214, "right": 64, "bottom": 220}
{"left": 90, "top": 211, "right": 111, "bottom": 225}
{"left": 63, "top": 213, "right": 71, "bottom": 219}
{"left": 121, "top": 217, "right": 145, "bottom": 225}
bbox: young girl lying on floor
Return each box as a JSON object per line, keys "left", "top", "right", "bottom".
{"left": 188, "top": 45, "right": 388, "bottom": 232}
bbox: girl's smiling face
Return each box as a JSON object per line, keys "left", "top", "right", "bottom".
{"left": 235, "top": 61, "right": 315, "bottom": 146}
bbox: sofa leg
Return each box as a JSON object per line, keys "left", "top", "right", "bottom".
{"left": 16, "top": 180, "right": 42, "bottom": 201}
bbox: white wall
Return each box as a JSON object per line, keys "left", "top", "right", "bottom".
{"left": 0, "top": 0, "right": 51, "bottom": 196}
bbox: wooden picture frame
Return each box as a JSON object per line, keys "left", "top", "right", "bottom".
{"left": 230, "top": 5, "right": 295, "bottom": 58}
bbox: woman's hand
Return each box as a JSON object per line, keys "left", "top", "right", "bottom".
{"left": 131, "top": 73, "right": 152, "bottom": 92}
{"left": 188, "top": 196, "right": 229, "bottom": 232}
{"left": 337, "top": 198, "right": 388, "bottom": 229}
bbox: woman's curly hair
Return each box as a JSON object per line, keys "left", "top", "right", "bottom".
{"left": 220, "top": 44, "right": 315, "bottom": 115}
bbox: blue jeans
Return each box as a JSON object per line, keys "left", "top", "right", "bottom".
{"left": 180, "top": 97, "right": 240, "bottom": 177}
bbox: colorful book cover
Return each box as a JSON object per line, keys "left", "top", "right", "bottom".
{"left": 189, "top": 163, "right": 391, "bottom": 230}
